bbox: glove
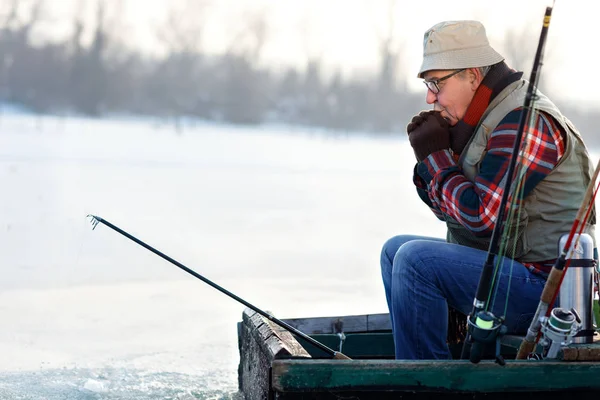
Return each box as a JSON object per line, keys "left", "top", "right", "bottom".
{"left": 406, "top": 110, "right": 450, "bottom": 161}
{"left": 449, "top": 123, "right": 473, "bottom": 156}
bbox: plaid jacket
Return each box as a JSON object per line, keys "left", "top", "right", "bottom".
{"left": 413, "top": 108, "right": 565, "bottom": 276}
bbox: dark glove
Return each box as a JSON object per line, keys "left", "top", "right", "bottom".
{"left": 406, "top": 110, "right": 450, "bottom": 161}
{"left": 449, "top": 123, "right": 473, "bottom": 156}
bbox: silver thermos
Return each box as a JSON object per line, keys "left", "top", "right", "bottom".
{"left": 558, "top": 232, "right": 595, "bottom": 344}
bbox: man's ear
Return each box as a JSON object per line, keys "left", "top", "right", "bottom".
{"left": 468, "top": 68, "right": 482, "bottom": 90}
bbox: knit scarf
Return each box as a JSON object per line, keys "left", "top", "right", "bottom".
{"left": 450, "top": 62, "right": 523, "bottom": 156}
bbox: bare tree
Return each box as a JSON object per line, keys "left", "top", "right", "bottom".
{"left": 0, "top": 0, "right": 45, "bottom": 43}
{"left": 156, "top": 0, "right": 212, "bottom": 55}
{"left": 497, "top": 26, "right": 538, "bottom": 74}
{"left": 293, "top": 5, "right": 331, "bottom": 126}
{"left": 148, "top": 0, "right": 215, "bottom": 131}
{"left": 216, "top": 7, "right": 273, "bottom": 124}
{"left": 68, "top": 0, "right": 111, "bottom": 115}
{"left": 225, "top": 6, "right": 270, "bottom": 65}
{"left": 374, "top": 0, "right": 403, "bottom": 90}
{"left": 0, "top": 0, "right": 48, "bottom": 110}
{"left": 495, "top": 25, "right": 557, "bottom": 97}
{"left": 366, "top": 0, "right": 406, "bottom": 131}
{"left": 0, "top": 0, "right": 19, "bottom": 28}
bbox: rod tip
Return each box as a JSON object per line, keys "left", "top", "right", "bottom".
{"left": 87, "top": 214, "right": 101, "bottom": 230}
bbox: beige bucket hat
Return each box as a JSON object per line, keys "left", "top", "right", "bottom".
{"left": 418, "top": 20, "right": 505, "bottom": 78}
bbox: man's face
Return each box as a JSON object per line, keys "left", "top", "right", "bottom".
{"left": 422, "top": 68, "right": 479, "bottom": 126}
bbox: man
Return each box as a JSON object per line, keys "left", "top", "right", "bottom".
{"left": 380, "top": 20, "right": 596, "bottom": 359}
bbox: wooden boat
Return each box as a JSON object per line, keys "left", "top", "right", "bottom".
{"left": 237, "top": 307, "right": 600, "bottom": 399}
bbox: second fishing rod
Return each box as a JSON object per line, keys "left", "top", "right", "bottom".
{"left": 460, "top": 5, "right": 554, "bottom": 364}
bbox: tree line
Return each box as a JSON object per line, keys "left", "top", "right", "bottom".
{"left": 0, "top": 0, "right": 426, "bottom": 134}
{"left": 1, "top": 0, "right": 599, "bottom": 147}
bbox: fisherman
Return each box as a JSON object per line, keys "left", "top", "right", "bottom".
{"left": 380, "top": 20, "right": 596, "bottom": 359}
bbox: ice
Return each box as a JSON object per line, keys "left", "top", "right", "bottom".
{"left": 82, "top": 378, "right": 109, "bottom": 393}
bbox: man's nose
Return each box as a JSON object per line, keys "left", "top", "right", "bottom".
{"left": 426, "top": 89, "right": 437, "bottom": 105}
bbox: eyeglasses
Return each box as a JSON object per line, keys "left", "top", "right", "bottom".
{"left": 423, "top": 69, "right": 465, "bottom": 94}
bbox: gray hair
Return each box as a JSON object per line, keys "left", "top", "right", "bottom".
{"left": 457, "top": 65, "right": 492, "bottom": 79}
{"left": 478, "top": 66, "right": 492, "bottom": 76}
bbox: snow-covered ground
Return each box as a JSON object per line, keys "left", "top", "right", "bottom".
{"left": 0, "top": 112, "right": 443, "bottom": 398}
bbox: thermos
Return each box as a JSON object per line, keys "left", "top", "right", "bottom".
{"left": 558, "top": 232, "right": 595, "bottom": 344}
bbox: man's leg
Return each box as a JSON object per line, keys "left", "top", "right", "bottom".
{"left": 380, "top": 235, "right": 445, "bottom": 330}
{"left": 389, "top": 239, "right": 546, "bottom": 359}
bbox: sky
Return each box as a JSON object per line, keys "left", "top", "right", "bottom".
{"left": 10, "top": 0, "right": 600, "bottom": 108}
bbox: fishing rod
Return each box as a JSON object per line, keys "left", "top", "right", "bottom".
{"left": 515, "top": 159, "right": 600, "bottom": 359}
{"left": 87, "top": 214, "right": 351, "bottom": 360}
{"left": 461, "top": 4, "right": 555, "bottom": 364}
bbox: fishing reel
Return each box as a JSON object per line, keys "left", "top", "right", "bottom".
{"left": 466, "top": 310, "right": 507, "bottom": 365}
{"left": 538, "top": 307, "right": 581, "bottom": 359}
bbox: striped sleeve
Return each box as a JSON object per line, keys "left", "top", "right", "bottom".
{"left": 413, "top": 163, "right": 445, "bottom": 220}
{"left": 415, "top": 108, "right": 565, "bottom": 236}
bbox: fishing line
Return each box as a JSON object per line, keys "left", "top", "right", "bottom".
{"left": 485, "top": 104, "right": 537, "bottom": 318}
{"left": 489, "top": 108, "right": 539, "bottom": 314}
{"left": 487, "top": 170, "right": 526, "bottom": 314}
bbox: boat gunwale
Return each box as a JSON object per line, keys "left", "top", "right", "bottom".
{"left": 271, "top": 358, "right": 600, "bottom": 393}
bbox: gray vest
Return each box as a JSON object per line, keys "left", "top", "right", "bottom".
{"left": 445, "top": 80, "right": 596, "bottom": 262}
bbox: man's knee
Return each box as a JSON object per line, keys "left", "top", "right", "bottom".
{"left": 381, "top": 235, "right": 418, "bottom": 260}
{"left": 381, "top": 235, "right": 404, "bottom": 268}
{"left": 393, "top": 240, "right": 436, "bottom": 280}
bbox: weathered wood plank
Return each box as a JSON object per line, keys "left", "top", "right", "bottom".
{"left": 265, "top": 318, "right": 312, "bottom": 359}
{"left": 238, "top": 308, "right": 311, "bottom": 400}
{"left": 562, "top": 345, "right": 600, "bottom": 361}
{"left": 271, "top": 359, "right": 600, "bottom": 393}
{"left": 281, "top": 313, "right": 391, "bottom": 334}
{"left": 243, "top": 308, "right": 311, "bottom": 360}
{"left": 237, "top": 320, "right": 272, "bottom": 400}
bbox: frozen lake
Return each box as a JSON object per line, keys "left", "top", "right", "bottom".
{"left": 0, "top": 113, "right": 446, "bottom": 399}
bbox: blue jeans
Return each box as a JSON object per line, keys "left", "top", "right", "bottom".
{"left": 380, "top": 235, "right": 547, "bottom": 359}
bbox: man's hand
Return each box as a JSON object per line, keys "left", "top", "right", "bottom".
{"left": 407, "top": 110, "right": 450, "bottom": 161}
